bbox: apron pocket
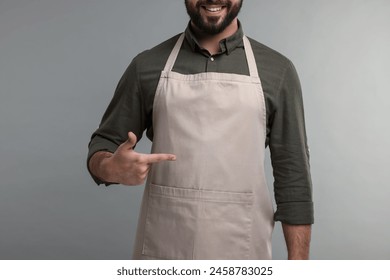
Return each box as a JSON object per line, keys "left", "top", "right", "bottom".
{"left": 142, "top": 183, "right": 253, "bottom": 260}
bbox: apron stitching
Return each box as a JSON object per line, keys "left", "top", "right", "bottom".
{"left": 149, "top": 194, "right": 253, "bottom": 204}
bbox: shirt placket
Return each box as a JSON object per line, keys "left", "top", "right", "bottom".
{"left": 205, "top": 55, "right": 218, "bottom": 72}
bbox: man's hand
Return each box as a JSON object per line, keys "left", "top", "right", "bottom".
{"left": 282, "top": 223, "right": 312, "bottom": 260}
{"left": 89, "top": 132, "right": 176, "bottom": 186}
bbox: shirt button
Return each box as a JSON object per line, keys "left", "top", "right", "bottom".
{"left": 210, "top": 57, "right": 215, "bottom": 62}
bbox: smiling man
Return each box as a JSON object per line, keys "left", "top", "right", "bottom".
{"left": 88, "top": 0, "right": 314, "bottom": 260}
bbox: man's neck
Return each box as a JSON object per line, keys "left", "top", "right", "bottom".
{"left": 191, "top": 18, "right": 239, "bottom": 55}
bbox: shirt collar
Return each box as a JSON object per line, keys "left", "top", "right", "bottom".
{"left": 184, "top": 20, "right": 244, "bottom": 55}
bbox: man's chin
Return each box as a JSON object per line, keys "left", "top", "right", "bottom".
{"left": 196, "top": 19, "right": 225, "bottom": 34}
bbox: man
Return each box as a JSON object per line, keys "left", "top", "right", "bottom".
{"left": 88, "top": 0, "right": 313, "bottom": 260}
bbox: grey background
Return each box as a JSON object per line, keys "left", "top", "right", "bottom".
{"left": 1, "top": 0, "right": 389, "bottom": 260}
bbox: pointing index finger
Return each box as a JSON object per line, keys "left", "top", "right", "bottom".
{"left": 145, "top": 153, "right": 176, "bottom": 164}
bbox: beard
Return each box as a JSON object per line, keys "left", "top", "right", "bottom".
{"left": 185, "top": 0, "right": 243, "bottom": 35}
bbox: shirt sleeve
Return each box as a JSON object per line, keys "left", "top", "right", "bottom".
{"left": 87, "top": 57, "right": 146, "bottom": 186}
{"left": 269, "top": 60, "right": 314, "bottom": 225}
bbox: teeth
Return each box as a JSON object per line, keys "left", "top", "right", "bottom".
{"left": 205, "top": 7, "right": 222, "bottom": 12}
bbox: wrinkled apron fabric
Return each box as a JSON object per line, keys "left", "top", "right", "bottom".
{"left": 132, "top": 34, "right": 274, "bottom": 260}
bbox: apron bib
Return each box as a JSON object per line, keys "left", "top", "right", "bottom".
{"left": 132, "top": 33, "right": 274, "bottom": 260}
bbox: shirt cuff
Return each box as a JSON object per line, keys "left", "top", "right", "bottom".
{"left": 274, "top": 201, "right": 314, "bottom": 224}
{"left": 87, "top": 138, "right": 119, "bottom": 186}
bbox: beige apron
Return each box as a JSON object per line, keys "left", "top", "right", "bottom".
{"left": 132, "top": 33, "right": 274, "bottom": 260}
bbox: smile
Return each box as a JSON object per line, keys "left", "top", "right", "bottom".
{"left": 202, "top": 5, "right": 225, "bottom": 13}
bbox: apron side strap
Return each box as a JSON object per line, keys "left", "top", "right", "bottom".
{"left": 163, "top": 33, "right": 186, "bottom": 72}
{"left": 243, "top": 36, "right": 260, "bottom": 78}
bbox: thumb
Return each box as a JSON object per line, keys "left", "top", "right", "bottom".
{"left": 124, "top": 131, "right": 137, "bottom": 149}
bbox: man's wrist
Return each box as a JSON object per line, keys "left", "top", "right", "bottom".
{"left": 89, "top": 151, "right": 115, "bottom": 183}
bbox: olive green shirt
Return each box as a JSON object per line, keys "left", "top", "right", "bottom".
{"left": 88, "top": 22, "right": 314, "bottom": 225}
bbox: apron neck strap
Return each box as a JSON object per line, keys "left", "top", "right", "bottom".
{"left": 163, "top": 33, "right": 259, "bottom": 78}
{"left": 243, "top": 36, "right": 259, "bottom": 78}
{"left": 163, "top": 33, "right": 185, "bottom": 72}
